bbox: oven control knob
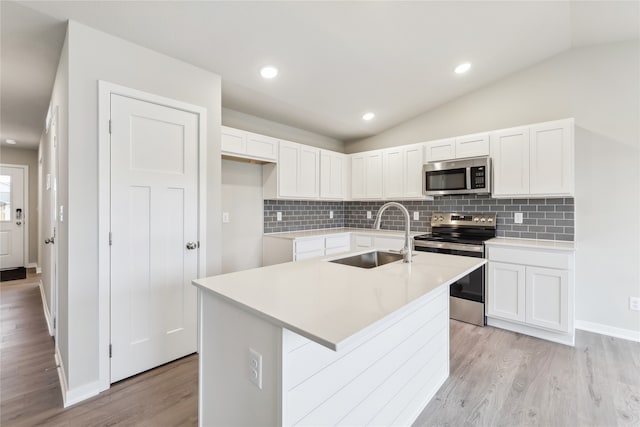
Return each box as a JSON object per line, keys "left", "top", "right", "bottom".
{"left": 473, "top": 217, "right": 479, "bottom": 222}
{"left": 480, "top": 217, "right": 486, "bottom": 222}
{"left": 439, "top": 216, "right": 444, "bottom": 221}
{"left": 488, "top": 218, "right": 494, "bottom": 222}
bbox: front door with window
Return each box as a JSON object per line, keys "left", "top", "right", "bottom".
{"left": 0, "top": 165, "right": 26, "bottom": 269}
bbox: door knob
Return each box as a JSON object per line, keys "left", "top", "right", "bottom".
{"left": 186, "top": 241, "right": 197, "bottom": 250}
{"left": 45, "top": 237, "right": 54, "bottom": 244}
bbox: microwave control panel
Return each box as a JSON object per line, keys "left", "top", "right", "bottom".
{"left": 470, "top": 166, "right": 486, "bottom": 189}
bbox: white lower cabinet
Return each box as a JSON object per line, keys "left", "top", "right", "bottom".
{"left": 486, "top": 243, "right": 575, "bottom": 345}
{"left": 263, "top": 234, "right": 351, "bottom": 265}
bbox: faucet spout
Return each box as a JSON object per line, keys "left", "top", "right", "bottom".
{"left": 372, "top": 202, "right": 412, "bottom": 263}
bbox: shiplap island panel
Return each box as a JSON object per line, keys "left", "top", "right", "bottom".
{"left": 193, "top": 251, "right": 485, "bottom": 426}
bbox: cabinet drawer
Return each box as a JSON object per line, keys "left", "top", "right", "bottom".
{"left": 295, "top": 238, "right": 324, "bottom": 254}
{"left": 374, "top": 236, "right": 404, "bottom": 251}
{"left": 325, "top": 234, "right": 350, "bottom": 249}
{"left": 325, "top": 246, "right": 350, "bottom": 256}
{"left": 295, "top": 249, "right": 325, "bottom": 261}
{"left": 488, "top": 246, "right": 571, "bottom": 270}
{"left": 353, "top": 235, "right": 373, "bottom": 248}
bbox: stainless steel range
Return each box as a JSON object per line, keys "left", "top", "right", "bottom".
{"left": 413, "top": 212, "right": 497, "bottom": 326}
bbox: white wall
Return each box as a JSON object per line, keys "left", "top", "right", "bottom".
{"left": 58, "top": 20, "right": 222, "bottom": 394}
{"left": 0, "top": 146, "right": 39, "bottom": 265}
{"left": 347, "top": 40, "right": 640, "bottom": 336}
{"left": 223, "top": 108, "right": 344, "bottom": 153}
{"left": 221, "top": 159, "right": 263, "bottom": 273}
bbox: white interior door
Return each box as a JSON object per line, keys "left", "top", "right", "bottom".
{"left": 0, "top": 165, "right": 26, "bottom": 269}
{"left": 41, "top": 108, "right": 59, "bottom": 337}
{"left": 110, "top": 94, "right": 199, "bottom": 383}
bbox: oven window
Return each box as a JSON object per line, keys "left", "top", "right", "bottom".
{"left": 426, "top": 169, "right": 466, "bottom": 191}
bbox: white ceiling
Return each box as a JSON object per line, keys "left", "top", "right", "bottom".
{"left": 1, "top": 1, "right": 638, "bottom": 150}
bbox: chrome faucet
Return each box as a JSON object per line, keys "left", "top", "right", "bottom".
{"left": 373, "top": 202, "right": 412, "bottom": 263}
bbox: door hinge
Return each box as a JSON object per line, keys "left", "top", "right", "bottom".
{"left": 197, "top": 241, "right": 200, "bottom": 248}
{"left": 109, "top": 231, "right": 112, "bottom": 246}
{"left": 109, "top": 344, "right": 112, "bottom": 358}
{"left": 108, "top": 119, "right": 112, "bottom": 134}
{"left": 53, "top": 317, "right": 56, "bottom": 329}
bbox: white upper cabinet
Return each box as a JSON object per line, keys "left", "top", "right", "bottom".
{"left": 491, "top": 118, "right": 574, "bottom": 198}
{"left": 264, "top": 139, "right": 320, "bottom": 199}
{"left": 221, "top": 126, "right": 278, "bottom": 162}
{"left": 455, "top": 133, "right": 490, "bottom": 159}
{"left": 320, "top": 150, "right": 348, "bottom": 200}
{"left": 351, "top": 150, "right": 383, "bottom": 199}
{"left": 424, "top": 138, "right": 455, "bottom": 162}
{"left": 382, "top": 143, "right": 425, "bottom": 199}
{"left": 424, "top": 133, "right": 489, "bottom": 162}
{"left": 491, "top": 127, "right": 530, "bottom": 196}
{"left": 529, "top": 120, "right": 574, "bottom": 196}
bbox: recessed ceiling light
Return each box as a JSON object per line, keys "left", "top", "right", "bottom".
{"left": 362, "top": 112, "right": 375, "bottom": 121}
{"left": 5, "top": 139, "right": 16, "bottom": 145}
{"left": 454, "top": 62, "right": 472, "bottom": 74}
{"left": 260, "top": 66, "right": 278, "bottom": 79}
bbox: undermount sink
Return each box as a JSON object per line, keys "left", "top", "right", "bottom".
{"left": 329, "top": 251, "right": 404, "bottom": 269}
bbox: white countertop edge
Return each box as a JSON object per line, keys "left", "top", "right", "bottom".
{"left": 485, "top": 237, "right": 575, "bottom": 251}
{"left": 263, "top": 227, "right": 426, "bottom": 240}
{"left": 193, "top": 250, "right": 486, "bottom": 352}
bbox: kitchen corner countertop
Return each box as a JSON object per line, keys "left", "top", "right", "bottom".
{"left": 193, "top": 250, "right": 484, "bottom": 351}
{"left": 485, "top": 237, "right": 575, "bottom": 251}
{"left": 264, "top": 227, "right": 425, "bottom": 240}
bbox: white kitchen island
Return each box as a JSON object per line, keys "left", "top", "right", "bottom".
{"left": 193, "top": 250, "right": 485, "bottom": 426}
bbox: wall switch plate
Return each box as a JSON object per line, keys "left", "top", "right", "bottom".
{"left": 413, "top": 211, "right": 419, "bottom": 221}
{"left": 276, "top": 212, "right": 282, "bottom": 221}
{"left": 514, "top": 212, "right": 523, "bottom": 224}
{"left": 630, "top": 297, "right": 640, "bottom": 311}
{"left": 248, "top": 348, "right": 263, "bottom": 389}
{"left": 367, "top": 211, "right": 372, "bottom": 219}
{"left": 222, "top": 212, "right": 230, "bottom": 223}
{"left": 329, "top": 211, "right": 334, "bottom": 219}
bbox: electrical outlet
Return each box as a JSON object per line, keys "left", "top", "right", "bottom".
{"left": 222, "top": 212, "right": 230, "bottom": 223}
{"left": 514, "top": 212, "right": 523, "bottom": 224}
{"left": 276, "top": 212, "right": 282, "bottom": 221}
{"left": 630, "top": 297, "right": 640, "bottom": 311}
{"left": 367, "top": 211, "right": 372, "bottom": 219}
{"left": 329, "top": 211, "right": 334, "bottom": 219}
{"left": 413, "top": 211, "right": 419, "bottom": 221}
{"left": 248, "top": 348, "right": 262, "bottom": 389}
{"left": 59, "top": 205, "right": 64, "bottom": 223}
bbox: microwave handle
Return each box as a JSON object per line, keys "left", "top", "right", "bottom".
{"left": 466, "top": 167, "right": 472, "bottom": 190}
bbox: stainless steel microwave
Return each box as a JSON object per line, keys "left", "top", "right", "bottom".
{"left": 423, "top": 157, "right": 491, "bottom": 196}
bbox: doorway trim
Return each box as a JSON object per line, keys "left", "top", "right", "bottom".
{"left": 0, "top": 163, "right": 29, "bottom": 269}
{"left": 97, "top": 81, "right": 207, "bottom": 394}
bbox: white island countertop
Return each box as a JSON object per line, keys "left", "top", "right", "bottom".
{"left": 193, "top": 251, "right": 484, "bottom": 351}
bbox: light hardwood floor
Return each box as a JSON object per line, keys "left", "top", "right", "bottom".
{"left": 1, "top": 274, "right": 638, "bottom": 426}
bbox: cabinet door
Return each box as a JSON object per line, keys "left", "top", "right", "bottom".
{"left": 525, "top": 267, "right": 569, "bottom": 332}
{"left": 320, "top": 152, "right": 346, "bottom": 200}
{"left": 221, "top": 126, "right": 246, "bottom": 154}
{"left": 529, "top": 120, "right": 574, "bottom": 196}
{"left": 246, "top": 132, "right": 278, "bottom": 161}
{"left": 365, "top": 151, "right": 383, "bottom": 199}
{"left": 278, "top": 140, "right": 299, "bottom": 197}
{"left": 351, "top": 155, "right": 366, "bottom": 199}
{"left": 374, "top": 236, "right": 404, "bottom": 251}
{"left": 490, "top": 127, "right": 530, "bottom": 197}
{"left": 298, "top": 146, "right": 320, "bottom": 198}
{"left": 455, "top": 133, "right": 489, "bottom": 159}
{"left": 404, "top": 144, "right": 424, "bottom": 198}
{"left": 424, "top": 138, "right": 455, "bottom": 162}
{"left": 383, "top": 148, "right": 404, "bottom": 198}
{"left": 353, "top": 235, "right": 373, "bottom": 249}
{"left": 487, "top": 262, "right": 526, "bottom": 322}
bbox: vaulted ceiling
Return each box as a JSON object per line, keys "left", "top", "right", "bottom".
{"left": 1, "top": 1, "right": 638, "bottom": 150}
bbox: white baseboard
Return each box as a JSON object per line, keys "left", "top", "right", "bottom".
{"left": 36, "top": 267, "right": 42, "bottom": 274}
{"left": 487, "top": 317, "right": 575, "bottom": 346}
{"left": 38, "top": 280, "right": 54, "bottom": 336}
{"left": 55, "top": 347, "right": 105, "bottom": 407}
{"left": 575, "top": 320, "right": 640, "bottom": 343}
{"left": 26, "top": 262, "right": 37, "bottom": 269}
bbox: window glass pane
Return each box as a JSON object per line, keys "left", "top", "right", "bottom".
{"left": 0, "top": 175, "right": 11, "bottom": 221}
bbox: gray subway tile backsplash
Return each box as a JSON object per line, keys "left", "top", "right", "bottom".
{"left": 264, "top": 195, "right": 574, "bottom": 241}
